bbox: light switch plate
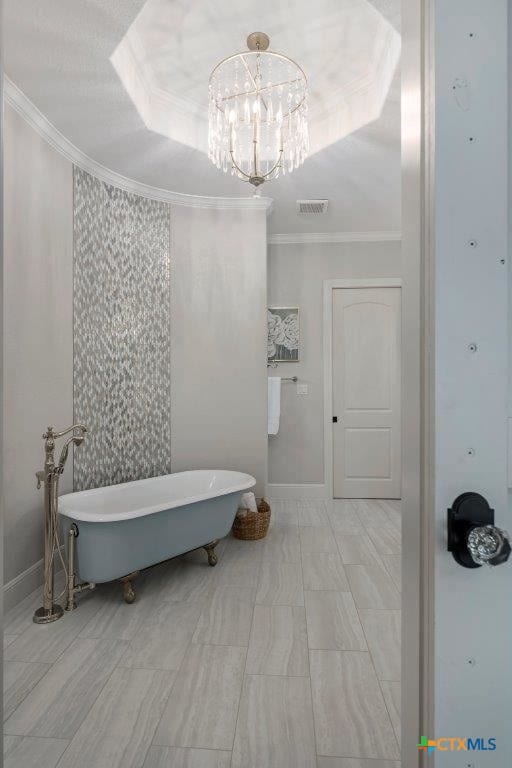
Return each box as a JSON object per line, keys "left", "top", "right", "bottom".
{"left": 296, "top": 383, "right": 308, "bottom": 395}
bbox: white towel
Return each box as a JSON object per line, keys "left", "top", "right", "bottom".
{"left": 241, "top": 492, "right": 258, "bottom": 512}
{"left": 268, "top": 376, "right": 281, "bottom": 435}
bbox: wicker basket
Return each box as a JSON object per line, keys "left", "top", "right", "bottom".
{"left": 232, "top": 498, "right": 271, "bottom": 540}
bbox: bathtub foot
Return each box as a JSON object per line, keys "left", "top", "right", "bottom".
{"left": 120, "top": 571, "right": 139, "bottom": 604}
{"left": 203, "top": 540, "right": 219, "bottom": 567}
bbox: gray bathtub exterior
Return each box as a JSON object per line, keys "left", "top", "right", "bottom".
{"left": 63, "top": 491, "right": 242, "bottom": 583}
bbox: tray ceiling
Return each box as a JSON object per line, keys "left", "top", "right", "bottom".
{"left": 112, "top": 0, "right": 400, "bottom": 156}
{"left": 4, "top": 0, "right": 401, "bottom": 234}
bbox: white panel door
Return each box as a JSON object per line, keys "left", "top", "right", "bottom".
{"left": 332, "top": 287, "right": 401, "bottom": 498}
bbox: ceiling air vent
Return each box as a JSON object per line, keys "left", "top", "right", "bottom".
{"left": 296, "top": 199, "right": 329, "bottom": 215}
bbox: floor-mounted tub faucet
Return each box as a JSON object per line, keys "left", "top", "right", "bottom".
{"left": 33, "top": 424, "right": 87, "bottom": 624}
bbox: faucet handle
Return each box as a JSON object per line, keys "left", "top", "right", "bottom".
{"left": 35, "top": 470, "right": 45, "bottom": 490}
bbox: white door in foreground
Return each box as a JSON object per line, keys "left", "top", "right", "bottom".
{"left": 430, "top": 0, "right": 512, "bottom": 763}
{"left": 332, "top": 287, "right": 401, "bottom": 499}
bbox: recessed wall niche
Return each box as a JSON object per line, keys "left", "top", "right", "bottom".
{"left": 73, "top": 168, "right": 172, "bottom": 490}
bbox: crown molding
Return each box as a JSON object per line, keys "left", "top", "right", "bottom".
{"left": 268, "top": 231, "right": 402, "bottom": 245}
{"left": 3, "top": 77, "right": 274, "bottom": 212}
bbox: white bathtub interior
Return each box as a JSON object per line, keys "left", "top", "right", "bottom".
{"left": 59, "top": 470, "right": 256, "bottom": 522}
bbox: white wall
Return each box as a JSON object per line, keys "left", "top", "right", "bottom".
{"left": 171, "top": 205, "right": 268, "bottom": 496}
{"left": 268, "top": 241, "right": 401, "bottom": 491}
{"left": 3, "top": 103, "right": 74, "bottom": 604}
{"left": 4, "top": 105, "right": 269, "bottom": 606}
{"left": 434, "top": 1, "right": 511, "bottom": 762}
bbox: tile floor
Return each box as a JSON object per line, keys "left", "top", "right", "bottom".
{"left": 3, "top": 499, "right": 401, "bottom": 768}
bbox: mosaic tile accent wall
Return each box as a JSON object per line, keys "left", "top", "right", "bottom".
{"left": 73, "top": 168, "right": 172, "bottom": 490}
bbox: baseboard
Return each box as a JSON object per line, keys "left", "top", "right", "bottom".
{"left": 4, "top": 549, "right": 65, "bottom": 614}
{"left": 267, "top": 483, "right": 328, "bottom": 500}
{"left": 3, "top": 558, "right": 45, "bottom": 613}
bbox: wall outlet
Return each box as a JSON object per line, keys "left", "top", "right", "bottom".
{"left": 296, "top": 383, "right": 308, "bottom": 395}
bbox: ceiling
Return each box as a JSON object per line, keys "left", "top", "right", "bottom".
{"left": 4, "top": 0, "right": 401, "bottom": 235}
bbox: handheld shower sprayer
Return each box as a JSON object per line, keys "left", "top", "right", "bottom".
{"left": 57, "top": 427, "right": 87, "bottom": 473}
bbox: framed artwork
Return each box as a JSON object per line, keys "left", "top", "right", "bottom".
{"left": 267, "top": 307, "right": 300, "bottom": 362}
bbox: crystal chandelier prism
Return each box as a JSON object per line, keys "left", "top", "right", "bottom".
{"left": 208, "top": 32, "right": 309, "bottom": 187}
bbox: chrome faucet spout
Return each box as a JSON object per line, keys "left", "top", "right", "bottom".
{"left": 46, "top": 423, "right": 87, "bottom": 441}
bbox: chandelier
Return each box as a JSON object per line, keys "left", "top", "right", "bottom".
{"left": 208, "top": 32, "right": 309, "bottom": 187}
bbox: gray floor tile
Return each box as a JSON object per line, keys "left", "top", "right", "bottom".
{"left": 353, "top": 501, "right": 391, "bottom": 528}
{"left": 2, "top": 497, "right": 401, "bottom": 767}
{"left": 4, "top": 661, "right": 52, "bottom": 721}
{"left": 302, "top": 553, "right": 349, "bottom": 591}
{"left": 297, "top": 502, "right": 330, "bottom": 527}
{"left": 121, "top": 601, "right": 203, "bottom": 670}
{"left": 4, "top": 735, "right": 69, "bottom": 768}
{"left": 4, "top": 593, "right": 44, "bottom": 637}
{"left": 78, "top": 584, "right": 160, "bottom": 641}
{"left": 269, "top": 499, "right": 299, "bottom": 526}
{"left": 4, "top": 634, "right": 18, "bottom": 650}
{"left": 5, "top": 592, "right": 101, "bottom": 663}
{"left": 256, "top": 562, "right": 304, "bottom": 606}
{"left": 305, "top": 591, "right": 367, "bottom": 651}
{"left": 246, "top": 605, "right": 308, "bottom": 676}
{"left": 381, "top": 554, "right": 401, "bottom": 591}
{"left": 55, "top": 668, "right": 175, "bottom": 768}
{"left": 4, "top": 638, "right": 128, "bottom": 739}
{"left": 261, "top": 526, "right": 301, "bottom": 562}
{"left": 266, "top": 498, "right": 283, "bottom": 515}
{"left": 3, "top": 574, "right": 65, "bottom": 636}
{"left": 359, "top": 610, "right": 401, "bottom": 681}
{"left": 153, "top": 644, "right": 246, "bottom": 750}
{"left": 365, "top": 527, "right": 401, "bottom": 556}
{"left": 143, "top": 747, "right": 232, "bottom": 768}
{"left": 299, "top": 527, "right": 338, "bottom": 554}
{"left": 222, "top": 536, "right": 265, "bottom": 563}
{"left": 150, "top": 560, "right": 216, "bottom": 603}
{"left": 335, "top": 534, "right": 382, "bottom": 566}
{"left": 327, "top": 500, "right": 356, "bottom": 514}
{"left": 212, "top": 557, "right": 261, "bottom": 588}
{"left": 317, "top": 758, "right": 400, "bottom": 768}
{"left": 345, "top": 565, "right": 401, "bottom": 609}
{"left": 380, "top": 680, "right": 401, "bottom": 746}
{"left": 232, "top": 675, "right": 316, "bottom": 768}
{"left": 310, "top": 650, "right": 399, "bottom": 760}
{"left": 192, "top": 585, "right": 255, "bottom": 646}
{"left": 327, "top": 501, "right": 364, "bottom": 534}
{"left": 377, "top": 500, "right": 402, "bottom": 530}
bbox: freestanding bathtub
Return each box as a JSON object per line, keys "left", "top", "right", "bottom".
{"left": 59, "top": 469, "right": 256, "bottom": 596}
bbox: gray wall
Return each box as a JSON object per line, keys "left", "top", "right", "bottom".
{"left": 172, "top": 206, "right": 268, "bottom": 496}
{"left": 268, "top": 241, "right": 401, "bottom": 487}
{"left": 3, "top": 103, "right": 74, "bottom": 588}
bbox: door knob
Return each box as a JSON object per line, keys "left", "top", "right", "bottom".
{"left": 447, "top": 492, "right": 511, "bottom": 568}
